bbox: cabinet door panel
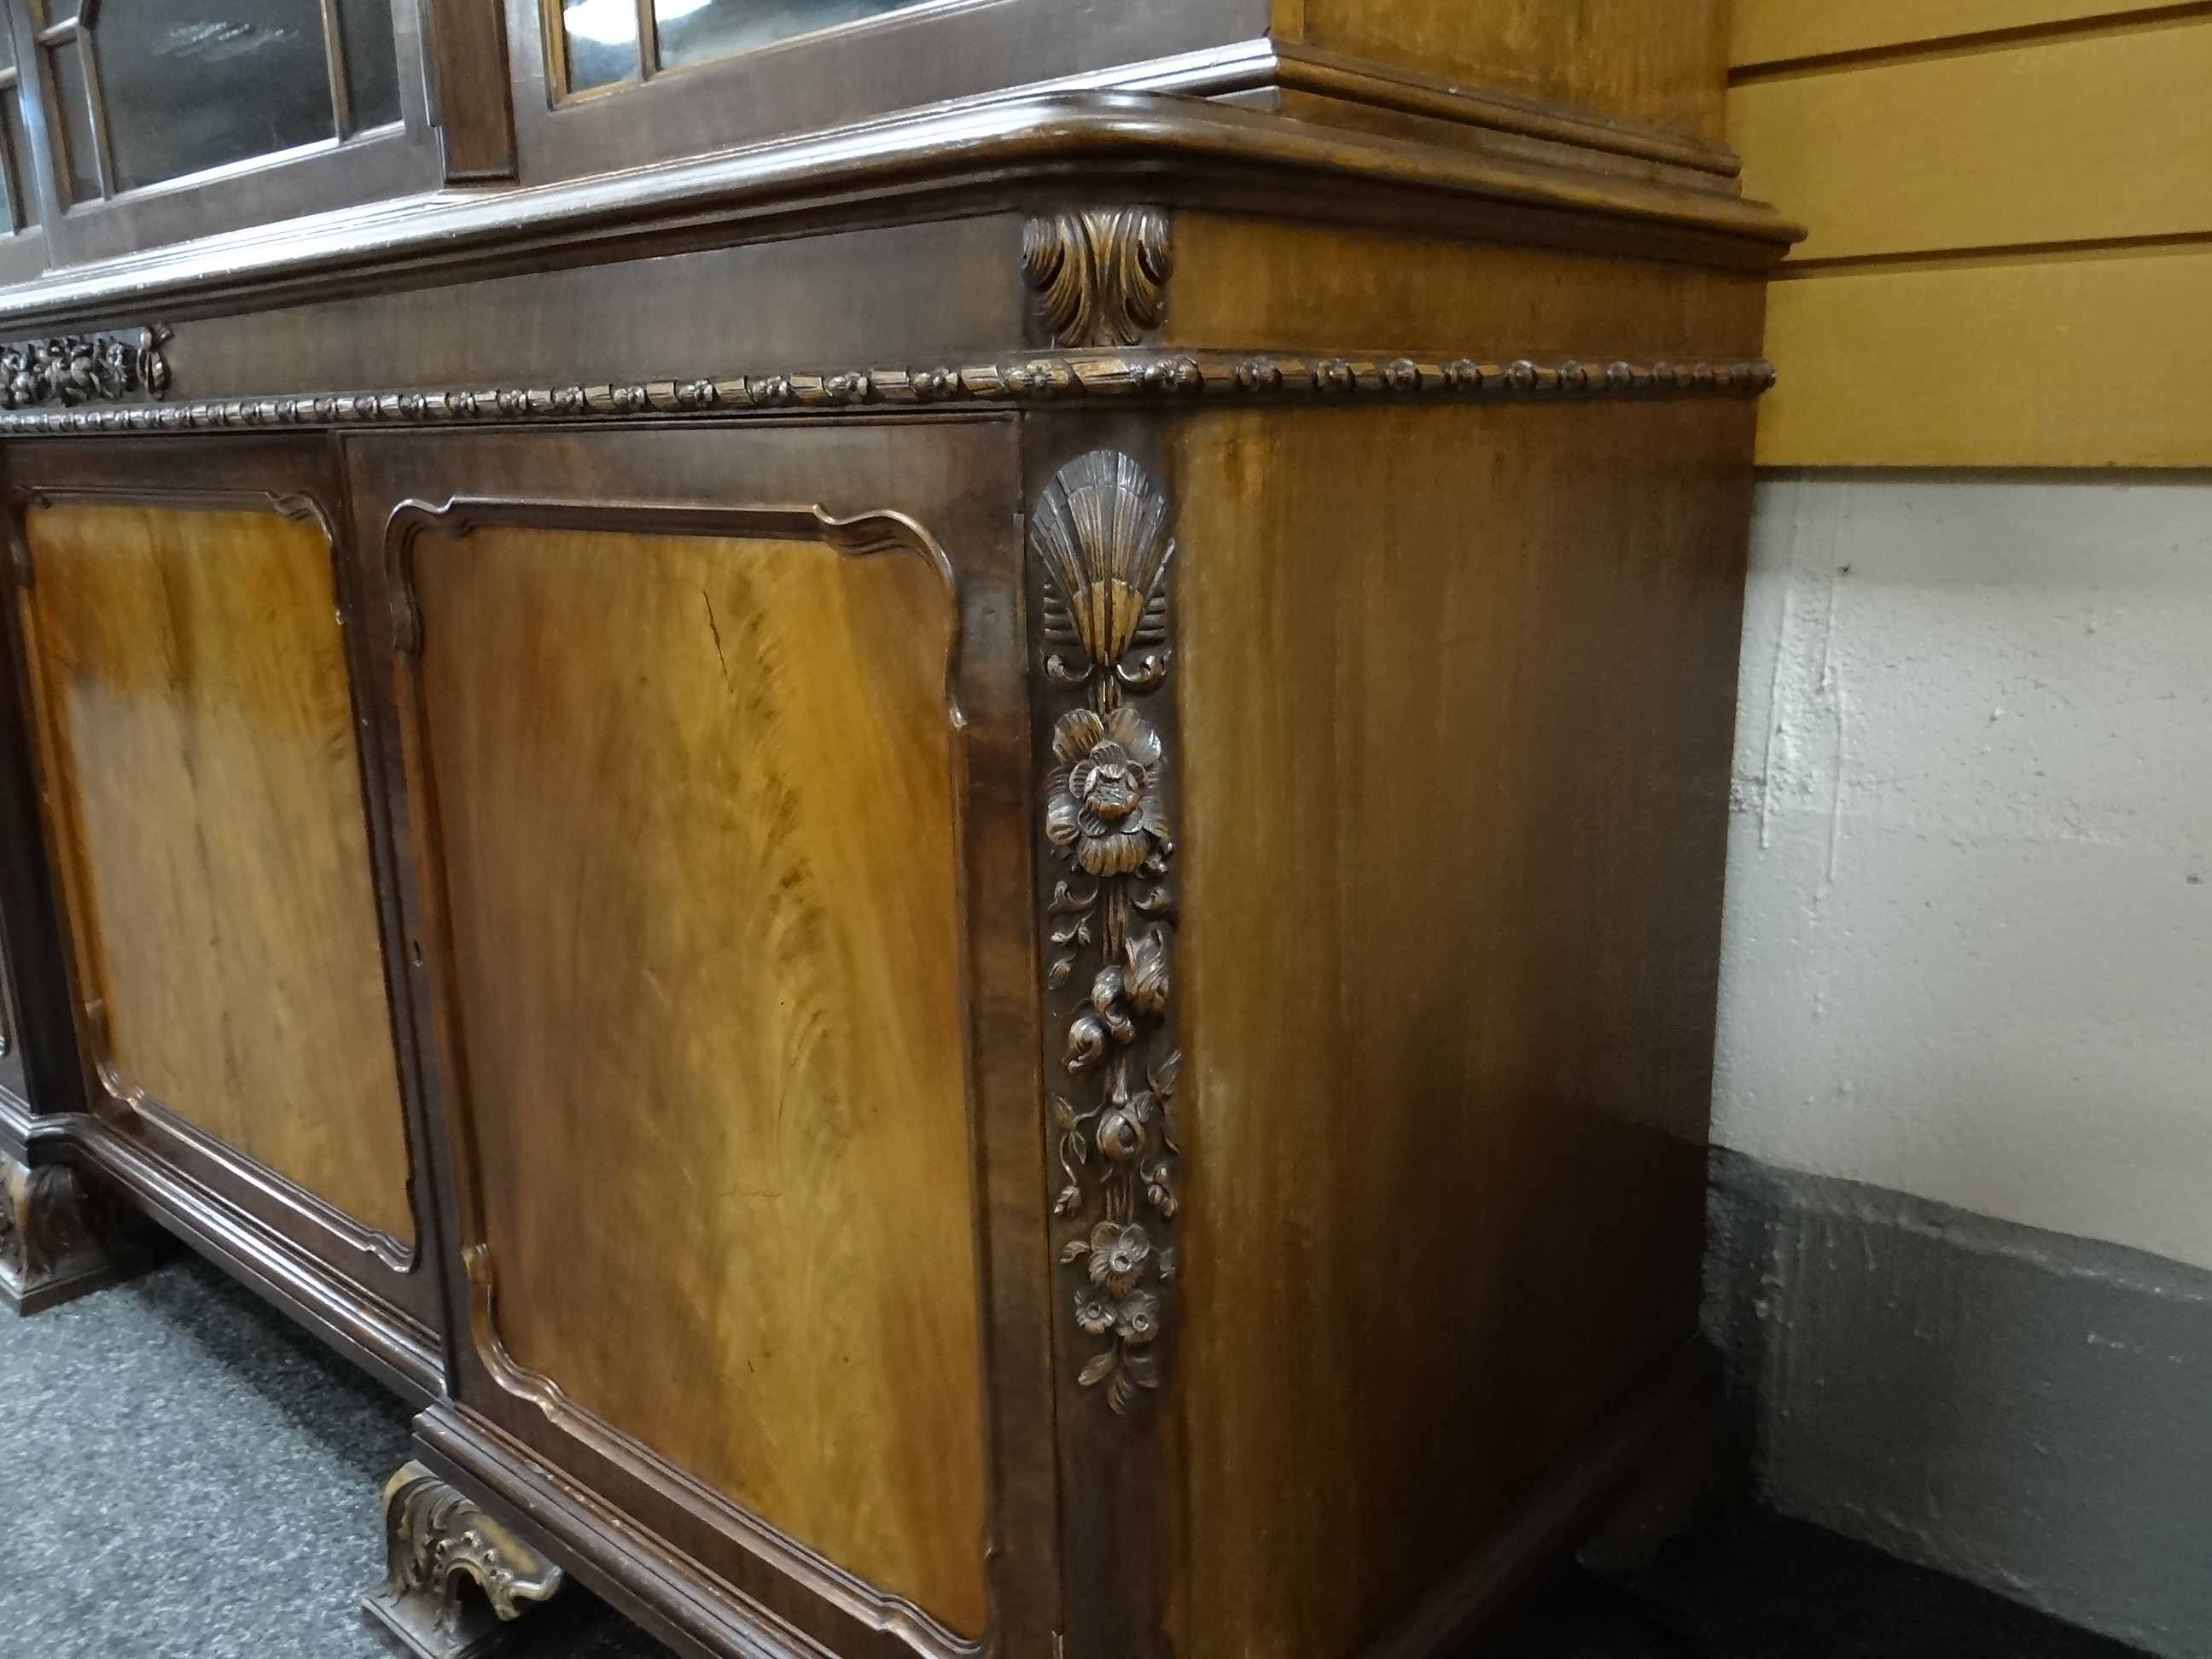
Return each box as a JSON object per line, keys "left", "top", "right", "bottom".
{"left": 413, "top": 518, "right": 986, "bottom": 1635}
{"left": 20, "top": 499, "right": 414, "bottom": 1249}
{"left": 351, "top": 417, "right": 1055, "bottom": 1659}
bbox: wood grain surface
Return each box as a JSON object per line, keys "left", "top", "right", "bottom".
{"left": 1163, "top": 401, "right": 1752, "bottom": 1659}
{"left": 19, "top": 502, "right": 414, "bottom": 1243}
{"left": 411, "top": 522, "right": 988, "bottom": 1637}
{"left": 1166, "top": 212, "right": 1769, "bottom": 362}
{"left": 1295, "top": 0, "right": 1732, "bottom": 144}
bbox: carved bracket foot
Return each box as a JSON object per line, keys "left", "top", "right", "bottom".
{"left": 0, "top": 1149, "right": 154, "bottom": 1315}
{"left": 363, "top": 1462, "right": 565, "bottom": 1659}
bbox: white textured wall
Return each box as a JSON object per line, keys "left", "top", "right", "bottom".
{"left": 1712, "top": 473, "right": 2212, "bottom": 1273}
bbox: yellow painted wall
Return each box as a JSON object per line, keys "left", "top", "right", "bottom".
{"left": 1729, "top": 3, "right": 2212, "bottom": 465}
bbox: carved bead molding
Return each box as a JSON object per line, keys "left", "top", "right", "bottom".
{"left": 1022, "top": 207, "right": 1173, "bottom": 349}
{"left": 1032, "top": 451, "right": 1183, "bottom": 1416}
{"left": 362, "top": 1462, "right": 564, "bottom": 1659}
{"left": 0, "top": 350, "right": 1773, "bottom": 436}
{"left": 0, "top": 327, "right": 171, "bottom": 408}
{"left": 0, "top": 1149, "right": 148, "bottom": 1314}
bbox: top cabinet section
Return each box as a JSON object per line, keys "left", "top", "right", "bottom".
{"left": 0, "top": 0, "right": 440, "bottom": 275}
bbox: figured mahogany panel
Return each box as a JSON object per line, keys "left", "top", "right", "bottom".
{"left": 1163, "top": 401, "right": 1755, "bottom": 1659}
{"left": 411, "top": 523, "right": 988, "bottom": 1637}
{"left": 19, "top": 502, "right": 413, "bottom": 1244}
{"left": 1294, "top": 0, "right": 1733, "bottom": 147}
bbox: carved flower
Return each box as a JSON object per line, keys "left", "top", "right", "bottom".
{"left": 1086, "top": 1221, "right": 1151, "bottom": 1297}
{"left": 1095, "top": 1083, "right": 1155, "bottom": 1165}
{"left": 1114, "top": 1290, "right": 1161, "bottom": 1348}
{"left": 1074, "top": 1292, "right": 1115, "bottom": 1336}
{"left": 1046, "top": 706, "right": 1169, "bottom": 876}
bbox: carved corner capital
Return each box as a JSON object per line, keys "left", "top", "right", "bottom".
{"left": 0, "top": 1150, "right": 153, "bottom": 1315}
{"left": 1022, "top": 208, "right": 1173, "bottom": 350}
{"left": 363, "top": 1462, "right": 564, "bottom": 1659}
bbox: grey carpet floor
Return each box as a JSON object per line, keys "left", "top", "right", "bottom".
{"left": 0, "top": 1249, "right": 667, "bottom": 1657}
{"left": 0, "top": 1245, "right": 2152, "bottom": 1658}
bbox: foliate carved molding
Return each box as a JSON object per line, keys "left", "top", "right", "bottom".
{"left": 0, "top": 349, "right": 1773, "bottom": 435}
{"left": 362, "top": 1461, "right": 564, "bottom": 1659}
{"left": 1022, "top": 207, "right": 1173, "bottom": 348}
{"left": 0, "top": 1149, "right": 147, "bottom": 1313}
{"left": 1032, "top": 451, "right": 1183, "bottom": 1416}
{"left": 0, "top": 327, "right": 170, "bottom": 408}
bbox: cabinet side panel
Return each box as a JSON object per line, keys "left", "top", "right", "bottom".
{"left": 1295, "top": 0, "right": 1732, "bottom": 146}
{"left": 20, "top": 502, "right": 414, "bottom": 1243}
{"left": 1166, "top": 401, "right": 1751, "bottom": 1659}
{"left": 415, "top": 524, "right": 989, "bottom": 1638}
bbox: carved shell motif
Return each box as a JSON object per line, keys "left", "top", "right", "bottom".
{"left": 1033, "top": 451, "right": 1182, "bottom": 1415}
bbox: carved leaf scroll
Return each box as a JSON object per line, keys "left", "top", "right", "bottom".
{"left": 1022, "top": 209, "right": 1173, "bottom": 350}
{"left": 1033, "top": 451, "right": 1182, "bottom": 1416}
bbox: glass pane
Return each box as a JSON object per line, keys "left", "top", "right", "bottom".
{"left": 47, "top": 39, "right": 100, "bottom": 202}
{"left": 655, "top": 0, "right": 934, "bottom": 69}
{"left": 561, "top": 0, "right": 636, "bottom": 91}
{"left": 336, "top": 0, "right": 399, "bottom": 129}
{"left": 43, "top": 0, "right": 81, "bottom": 26}
{"left": 0, "top": 13, "right": 15, "bottom": 75}
{"left": 0, "top": 89, "right": 29, "bottom": 228}
{"left": 95, "top": 0, "right": 336, "bottom": 195}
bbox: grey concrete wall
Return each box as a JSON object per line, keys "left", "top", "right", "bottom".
{"left": 1704, "top": 471, "right": 2212, "bottom": 1654}
{"left": 1707, "top": 1150, "right": 2212, "bottom": 1659}
{"left": 1713, "top": 471, "right": 2212, "bottom": 1272}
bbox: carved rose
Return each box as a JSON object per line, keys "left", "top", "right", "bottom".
{"left": 1086, "top": 1221, "right": 1151, "bottom": 1297}
{"left": 1095, "top": 1079, "right": 1156, "bottom": 1165}
{"left": 1045, "top": 706, "right": 1169, "bottom": 876}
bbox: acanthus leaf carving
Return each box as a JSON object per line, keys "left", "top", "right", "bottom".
{"left": 362, "top": 1460, "right": 564, "bottom": 1658}
{"left": 1022, "top": 208, "right": 1173, "bottom": 350}
{"left": 1032, "top": 450, "right": 1183, "bottom": 1416}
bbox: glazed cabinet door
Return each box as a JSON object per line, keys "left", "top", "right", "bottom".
{"left": 343, "top": 421, "right": 1057, "bottom": 1659}
{"left": 0, "top": 435, "right": 443, "bottom": 1391}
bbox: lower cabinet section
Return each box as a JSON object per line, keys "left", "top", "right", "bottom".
{"left": 0, "top": 387, "right": 1750, "bottom": 1659}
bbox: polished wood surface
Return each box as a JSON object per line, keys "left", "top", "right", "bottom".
{"left": 1162, "top": 401, "right": 1753, "bottom": 1659}
{"left": 1294, "top": 0, "right": 1731, "bottom": 144}
{"left": 1167, "top": 212, "right": 1767, "bottom": 361}
{"left": 19, "top": 502, "right": 414, "bottom": 1245}
{"left": 411, "top": 521, "right": 987, "bottom": 1637}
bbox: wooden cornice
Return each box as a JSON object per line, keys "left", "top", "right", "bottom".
{"left": 0, "top": 90, "right": 1802, "bottom": 337}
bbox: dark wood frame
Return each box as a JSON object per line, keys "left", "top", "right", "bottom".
{"left": 0, "top": 0, "right": 443, "bottom": 271}
{"left": 502, "top": 0, "right": 1266, "bottom": 183}
{"left": 0, "top": 432, "right": 447, "bottom": 1401}
{"left": 340, "top": 416, "right": 1061, "bottom": 1659}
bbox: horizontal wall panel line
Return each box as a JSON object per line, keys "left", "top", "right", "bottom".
{"left": 1755, "top": 246, "right": 2212, "bottom": 467}
{"left": 1775, "top": 230, "right": 2212, "bottom": 278}
{"left": 1727, "top": 20, "right": 2212, "bottom": 264}
{"left": 1731, "top": 0, "right": 2211, "bottom": 78}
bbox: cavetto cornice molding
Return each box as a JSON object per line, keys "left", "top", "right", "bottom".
{"left": 0, "top": 92, "right": 1797, "bottom": 339}
{"left": 0, "top": 347, "right": 1777, "bottom": 436}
